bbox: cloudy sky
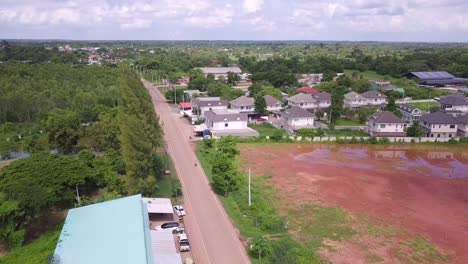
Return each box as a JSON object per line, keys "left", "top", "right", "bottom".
{"left": 1, "top": 0, "right": 468, "bottom": 42}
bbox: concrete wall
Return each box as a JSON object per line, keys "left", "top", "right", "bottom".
{"left": 209, "top": 120, "right": 247, "bottom": 130}
{"left": 282, "top": 136, "right": 459, "bottom": 143}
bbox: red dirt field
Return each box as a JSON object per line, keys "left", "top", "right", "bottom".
{"left": 239, "top": 143, "right": 468, "bottom": 264}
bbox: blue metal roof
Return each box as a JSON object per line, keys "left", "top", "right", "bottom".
{"left": 53, "top": 195, "right": 154, "bottom": 264}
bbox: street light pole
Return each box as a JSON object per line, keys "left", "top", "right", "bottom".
{"left": 248, "top": 168, "right": 251, "bottom": 207}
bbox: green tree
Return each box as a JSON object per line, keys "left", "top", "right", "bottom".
{"left": 250, "top": 237, "right": 272, "bottom": 260}
{"left": 406, "top": 121, "right": 423, "bottom": 137}
{"left": 255, "top": 96, "right": 268, "bottom": 116}
{"left": 322, "top": 71, "right": 337, "bottom": 82}
{"left": 42, "top": 109, "right": 81, "bottom": 154}
{"left": 0, "top": 193, "right": 25, "bottom": 249}
{"left": 211, "top": 157, "right": 237, "bottom": 197}
{"left": 227, "top": 71, "right": 240, "bottom": 85}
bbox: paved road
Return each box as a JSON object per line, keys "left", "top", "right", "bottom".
{"left": 144, "top": 80, "right": 250, "bottom": 264}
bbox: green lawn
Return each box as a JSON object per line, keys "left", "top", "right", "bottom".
{"left": 0, "top": 228, "right": 60, "bottom": 264}
{"left": 323, "top": 129, "right": 367, "bottom": 137}
{"left": 152, "top": 155, "right": 181, "bottom": 200}
{"left": 408, "top": 102, "right": 440, "bottom": 111}
{"left": 249, "top": 123, "right": 287, "bottom": 137}
{"left": 334, "top": 119, "right": 363, "bottom": 126}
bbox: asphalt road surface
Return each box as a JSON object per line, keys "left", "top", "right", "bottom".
{"left": 144, "top": 80, "right": 250, "bottom": 264}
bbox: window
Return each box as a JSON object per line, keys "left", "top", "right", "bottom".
{"left": 430, "top": 134, "right": 434, "bottom": 137}
{"left": 449, "top": 134, "right": 452, "bottom": 138}
{"left": 439, "top": 125, "right": 441, "bottom": 128}
{"left": 380, "top": 124, "right": 386, "bottom": 128}
{"left": 437, "top": 134, "right": 441, "bottom": 138}
{"left": 225, "top": 123, "right": 229, "bottom": 127}
{"left": 450, "top": 125, "right": 455, "bottom": 128}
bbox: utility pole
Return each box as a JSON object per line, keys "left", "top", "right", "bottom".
{"left": 173, "top": 82, "right": 177, "bottom": 105}
{"left": 248, "top": 168, "right": 251, "bottom": 207}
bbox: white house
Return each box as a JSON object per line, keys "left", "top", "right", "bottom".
{"left": 344, "top": 92, "right": 368, "bottom": 109}
{"left": 420, "top": 112, "right": 460, "bottom": 138}
{"left": 192, "top": 97, "right": 228, "bottom": 118}
{"left": 312, "top": 92, "right": 332, "bottom": 109}
{"left": 229, "top": 96, "right": 255, "bottom": 113}
{"left": 205, "top": 110, "right": 248, "bottom": 131}
{"left": 199, "top": 67, "right": 243, "bottom": 81}
{"left": 264, "top": 95, "right": 282, "bottom": 112}
{"left": 287, "top": 93, "right": 316, "bottom": 110}
{"left": 280, "top": 106, "right": 315, "bottom": 131}
{"left": 439, "top": 94, "right": 468, "bottom": 114}
{"left": 367, "top": 111, "right": 406, "bottom": 137}
{"left": 398, "top": 104, "right": 423, "bottom": 125}
{"left": 361, "top": 91, "right": 388, "bottom": 106}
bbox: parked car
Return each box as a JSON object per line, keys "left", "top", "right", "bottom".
{"left": 154, "top": 222, "right": 179, "bottom": 232}
{"left": 178, "top": 234, "right": 191, "bottom": 252}
{"left": 173, "top": 205, "right": 186, "bottom": 217}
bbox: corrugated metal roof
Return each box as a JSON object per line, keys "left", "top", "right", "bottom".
{"left": 150, "top": 231, "right": 183, "bottom": 264}
{"left": 142, "top": 198, "right": 174, "bottom": 214}
{"left": 410, "top": 71, "right": 454, "bottom": 80}
{"left": 53, "top": 195, "right": 153, "bottom": 264}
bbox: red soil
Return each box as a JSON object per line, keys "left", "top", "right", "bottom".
{"left": 239, "top": 144, "right": 468, "bottom": 264}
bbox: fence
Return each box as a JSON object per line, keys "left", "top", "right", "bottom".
{"left": 264, "top": 136, "right": 460, "bottom": 143}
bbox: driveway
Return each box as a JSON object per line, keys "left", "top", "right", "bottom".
{"left": 143, "top": 80, "right": 250, "bottom": 264}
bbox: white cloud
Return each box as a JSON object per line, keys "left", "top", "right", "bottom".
{"left": 242, "top": 0, "right": 264, "bottom": 13}
{"left": 120, "top": 18, "right": 152, "bottom": 29}
{"left": 185, "top": 8, "right": 234, "bottom": 28}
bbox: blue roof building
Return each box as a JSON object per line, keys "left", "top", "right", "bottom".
{"left": 52, "top": 194, "right": 153, "bottom": 264}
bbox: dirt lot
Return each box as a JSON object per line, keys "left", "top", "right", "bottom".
{"left": 239, "top": 143, "right": 468, "bottom": 264}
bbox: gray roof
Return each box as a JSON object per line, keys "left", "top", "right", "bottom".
{"left": 205, "top": 111, "right": 248, "bottom": 122}
{"left": 312, "top": 92, "right": 331, "bottom": 101}
{"left": 455, "top": 114, "right": 468, "bottom": 124}
{"left": 287, "top": 93, "right": 316, "bottom": 103}
{"left": 263, "top": 95, "right": 281, "bottom": 105}
{"left": 361, "top": 90, "right": 387, "bottom": 99}
{"left": 439, "top": 94, "right": 468, "bottom": 106}
{"left": 409, "top": 71, "right": 454, "bottom": 80}
{"left": 283, "top": 106, "right": 314, "bottom": 119}
{"left": 344, "top": 92, "right": 365, "bottom": 100}
{"left": 368, "top": 111, "right": 404, "bottom": 124}
{"left": 398, "top": 104, "right": 418, "bottom": 112}
{"left": 199, "top": 67, "right": 242, "bottom": 74}
{"left": 229, "top": 96, "right": 254, "bottom": 107}
{"left": 196, "top": 100, "right": 228, "bottom": 108}
{"left": 420, "top": 112, "right": 460, "bottom": 125}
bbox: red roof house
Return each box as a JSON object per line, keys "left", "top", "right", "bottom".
{"left": 296, "top": 87, "right": 319, "bottom": 95}
{"left": 179, "top": 102, "right": 192, "bottom": 110}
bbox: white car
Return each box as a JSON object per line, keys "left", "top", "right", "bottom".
{"left": 154, "top": 222, "right": 179, "bottom": 233}
{"left": 178, "top": 234, "right": 191, "bottom": 252}
{"left": 173, "top": 205, "right": 186, "bottom": 217}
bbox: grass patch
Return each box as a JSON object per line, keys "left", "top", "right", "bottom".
{"left": 288, "top": 204, "right": 357, "bottom": 251}
{"left": 334, "top": 119, "right": 363, "bottom": 126}
{"left": 152, "top": 155, "right": 182, "bottom": 200}
{"left": 396, "top": 236, "right": 451, "bottom": 264}
{"left": 408, "top": 101, "right": 439, "bottom": 111}
{"left": 249, "top": 123, "right": 287, "bottom": 137}
{"left": 323, "top": 129, "right": 367, "bottom": 137}
{"left": 0, "top": 227, "right": 60, "bottom": 264}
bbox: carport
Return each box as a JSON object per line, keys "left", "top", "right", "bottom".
{"left": 142, "top": 198, "right": 174, "bottom": 222}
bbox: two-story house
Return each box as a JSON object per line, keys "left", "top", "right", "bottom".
{"left": 367, "top": 111, "right": 406, "bottom": 137}
{"left": 398, "top": 104, "right": 423, "bottom": 125}
{"left": 312, "top": 92, "right": 332, "bottom": 109}
{"left": 280, "top": 106, "right": 315, "bottom": 132}
{"left": 344, "top": 92, "right": 367, "bottom": 109}
{"left": 205, "top": 110, "right": 248, "bottom": 131}
{"left": 361, "top": 91, "right": 388, "bottom": 106}
{"left": 287, "top": 93, "right": 317, "bottom": 110}
{"left": 264, "top": 95, "right": 282, "bottom": 112}
{"left": 229, "top": 96, "right": 255, "bottom": 113}
{"left": 420, "top": 112, "right": 460, "bottom": 138}
{"left": 439, "top": 94, "right": 468, "bottom": 115}
{"left": 192, "top": 97, "right": 229, "bottom": 118}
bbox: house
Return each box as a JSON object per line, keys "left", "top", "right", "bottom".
{"left": 455, "top": 114, "right": 468, "bottom": 137}
{"left": 229, "top": 96, "right": 255, "bottom": 113}
{"left": 280, "top": 106, "right": 315, "bottom": 131}
{"left": 297, "top": 73, "right": 323, "bottom": 86}
{"left": 52, "top": 195, "right": 162, "bottom": 264}
{"left": 287, "top": 93, "right": 316, "bottom": 110}
{"left": 192, "top": 97, "right": 228, "bottom": 118}
{"left": 199, "top": 67, "right": 243, "bottom": 81}
{"left": 405, "top": 71, "right": 468, "bottom": 87}
{"left": 205, "top": 110, "right": 248, "bottom": 131}
{"left": 398, "top": 104, "right": 423, "bottom": 125}
{"left": 296, "top": 86, "right": 319, "bottom": 95}
{"left": 361, "top": 91, "right": 388, "bottom": 106}
{"left": 367, "top": 111, "right": 406, "bottom": 137}
{"left": 264, "top": 95, "right": 282, "bottom": 112}
{"left": 420, "top": 112, "right": 460, "bottom": 138}
{"left": 439, "top": 94, "right": 468, "bottom": 114}
{"left": 344, "top": 92, "right": 368, "bottom": 109}
{"left": 312, "top": 92, "right": 332, "bottom": 109}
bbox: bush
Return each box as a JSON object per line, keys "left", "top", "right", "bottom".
{"left": 271, "top": 130, "right": 284, "bottom": 142}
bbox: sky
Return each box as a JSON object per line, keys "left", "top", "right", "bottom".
{"left": 1, "top": 0, "right": 468, "bottom": 42}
